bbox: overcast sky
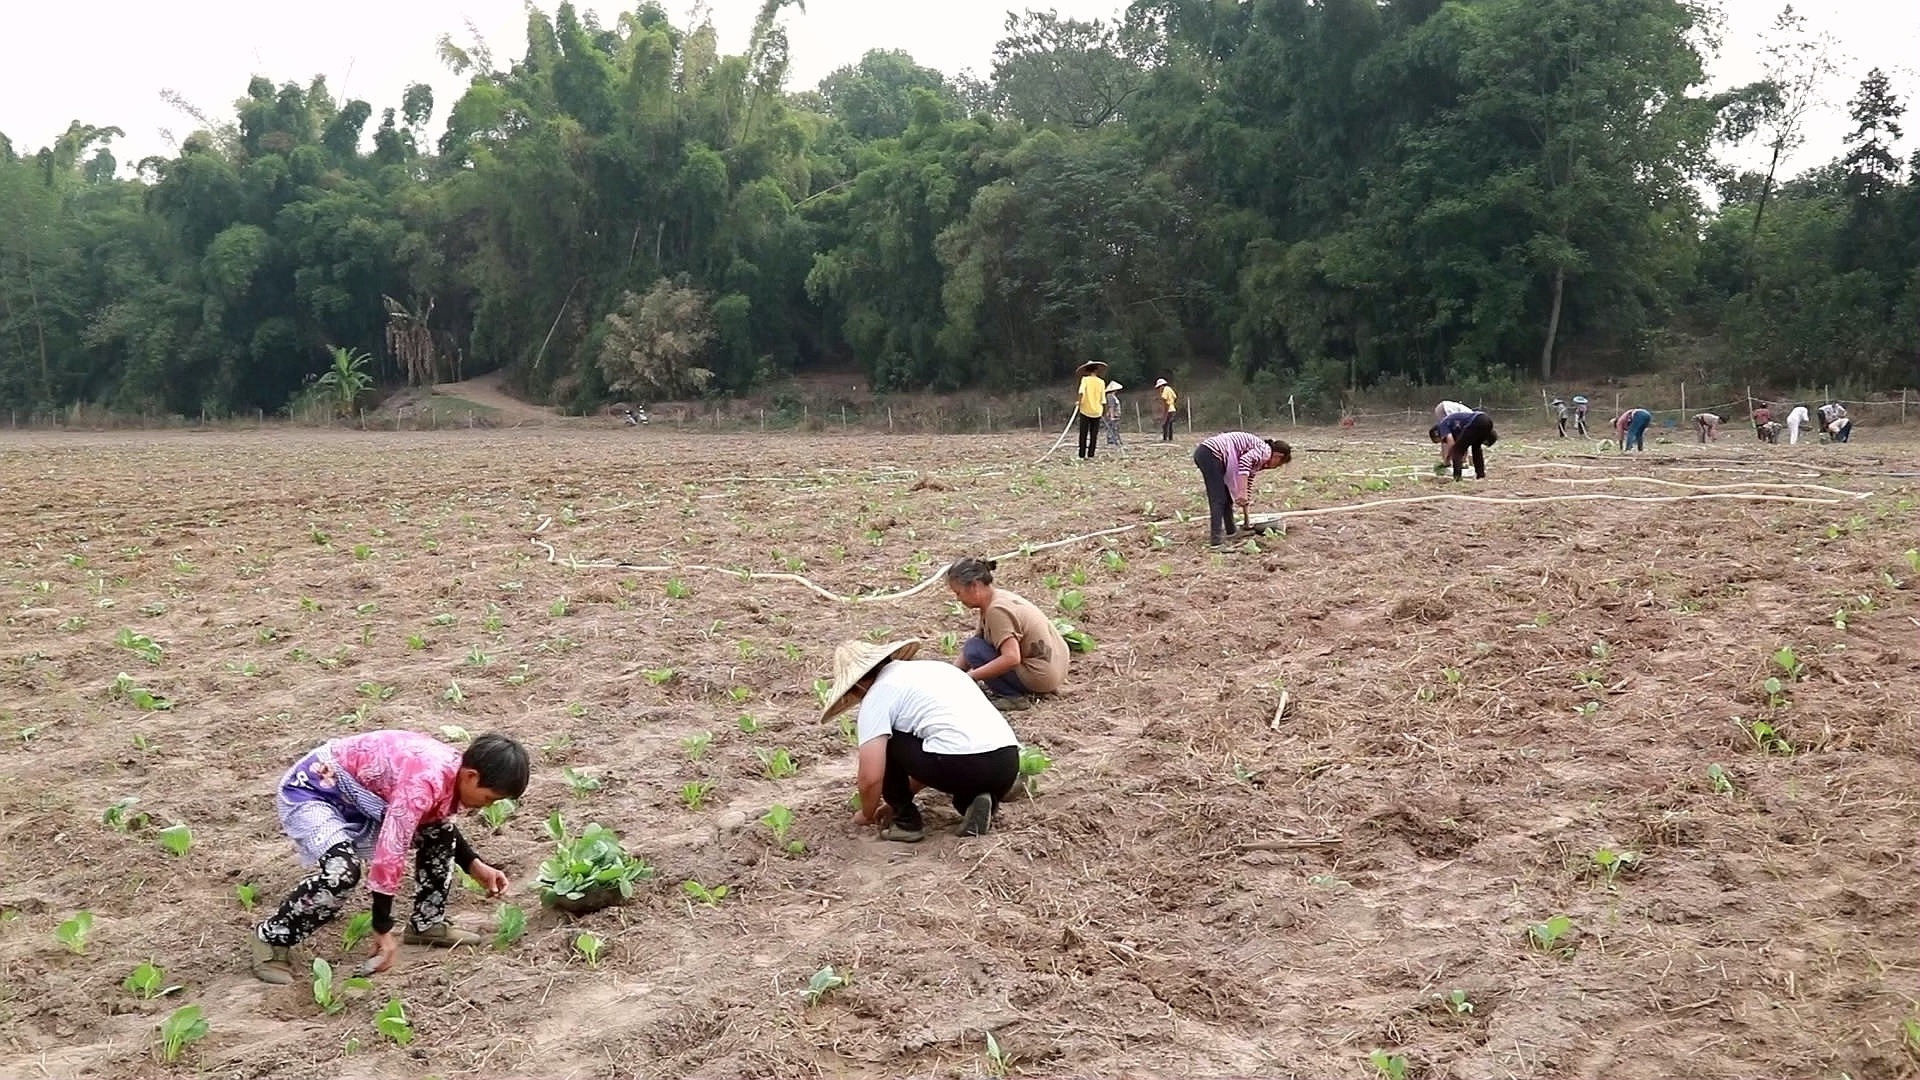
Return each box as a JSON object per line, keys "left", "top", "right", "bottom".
{"left": 2, "top": 0, "right": 1913, "bottom": 178}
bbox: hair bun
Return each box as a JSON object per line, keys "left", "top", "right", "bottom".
{"left": 985, "top": 559, "right": 998, "bottom": 571}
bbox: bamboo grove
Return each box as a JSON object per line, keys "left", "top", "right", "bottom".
{"left": 0, "top": 0, "right": 1912, "bottom": 417}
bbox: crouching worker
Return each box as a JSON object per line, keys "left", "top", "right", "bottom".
{"left": 822, "top": 638, "right": 1020, "bottom": 843}
{"left": 1694, "top": 412, "right": 1722, "bottom": 442}
{"left": 1194, "top": 431, "right": 1293, "bottom": 547}
{"left": 946, "top": 556, "right": 1068, "bottom": 711}
{"left": 1430, "top": 409, "right": 1498, "bottom": 480}
{"left": 250, "top": 730, "right": 530, "bottom": 983}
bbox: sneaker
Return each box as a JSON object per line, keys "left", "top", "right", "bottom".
{"left": 249, "top": 938, "right": 294, "bottom": 985}
{"left": 403, "top": 923, "right": 483, "bottom": 948}
{"left": 877, "top": 823, "right": 925, "bottom": 843}
{"left": 960, "top": 794, "right": 994, "bottom": 837}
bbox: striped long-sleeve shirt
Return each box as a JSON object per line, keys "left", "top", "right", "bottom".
{"left": 1201, "top": 431, "right": 1273, "bottom": 504}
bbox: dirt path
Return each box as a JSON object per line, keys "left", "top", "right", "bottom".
{"left": 429, "top": 373, "right": 567, "bottom": 424}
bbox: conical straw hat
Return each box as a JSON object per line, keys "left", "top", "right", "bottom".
{"left": 820, "top": 638, "right": 922, "bottom": 721}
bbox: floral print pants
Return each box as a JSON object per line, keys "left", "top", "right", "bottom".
{"left": 255, "top": 821, "right": 459, "bottom": 946}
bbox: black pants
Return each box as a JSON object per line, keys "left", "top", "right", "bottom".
{"left": 1161, "top": 414, "right": 1175, "bottom": 441}
{"left": 884, "top": 733, "right": 1019, "bottom": 830}
{"left": 1194, "top": 444, "right": 1236, "bottom": 544}
{"left": 1077, "top": 414, "right": 1100, "bottom": 458}
{"left": 1449, "top": 414, "right": 1496, "bottom": 479}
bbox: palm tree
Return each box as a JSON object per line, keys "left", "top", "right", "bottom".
{"left": 315, "top": 346, "right": 374, "bottom": 421}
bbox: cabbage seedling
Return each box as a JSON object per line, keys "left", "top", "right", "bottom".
{"left": 760, "top": 805, "right": 803, "bottom": 853}
{"left": 573, "top": 932, "right": 605, "bottom": 966}
{"left": 56, "top": 912, "right": 93, "bottom": 954}
{"left": 757, "top": 748, "right": 798, "bottom": 780}
{"left": 479, "top": 798, "right": 517, "bottom": 830}
{"left": 682, "top": 732, "right": 713, "bottom": 760}
{"left": 802, "top": 965, "right": 849, "bottom": 1005}
{"left": 1018, "top": 747, "right": 1053, "bottom": 797}
{"left": 1367, "top": 1050, "right": 1409, "bottom": 1080}
{"left": 103, "top": 797, "right": 149, "bottom": 832}
{"left": 122, "top": 960, "right": 180, "bottom": 1000}
{"left": 342, "top": 912, "right": 374, "bottom": 951}
{"left": 564, "top": 767, "right": 603, "bottom": 795}
{"left": 536, "top": 823, "right": 654, "bottom": 907}
{"left": 681, "top": 881, "right": 729, "bottom": 906}
{"left": 736, "top": 713, "right": 760, "bottom": 734}
{"left": 494, "top": 905, "right": 526, "bottom": 949}
{"left": 235, "top": 883, "right": 258, "bottom": 910}
{"left": 311, "top": 958, "right": 371, "bottom": 1014}
{"left": 374, "top": 998, "right": 413, "bottom": 1046}
{"left": 1527, "top": 915, "right": 1574, "bottom": 954}
{"left": 680, "top": 780, "right": 714, "bottom": 810}
{"left": 156, "top": 1004, "right": 208, "bottom": 1063}
{"left": 1706, "top": 763, "right": 1735, "bottom": 795}
{"left": 158, "top": 824, "right": 194, "bottom": 857}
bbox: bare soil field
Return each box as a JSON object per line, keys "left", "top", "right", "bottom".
{"left": 0, "top": 423, "right": 1916, "bottom": 1080}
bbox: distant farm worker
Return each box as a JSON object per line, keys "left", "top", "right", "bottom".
{"left": 946, "top": 557, "right": 1069, "bottom": 711}
{"left": 1571, "top": 395, "right": 1590, "bottom": 437}
{"left": 1102, "top": 381, "right": 1125, "bottom": 447}
{"left": 1194, "top": 430, "right": 1293, "bottom": 547}
{"left": 1551, "top": 398, "right": 1570, "bottom": 437}
{"left": 1073, "top": 360, "right": 1107, "bottom": 460}
{"left": 249, "top": 730, "right": 530, "bottom": 984}
{"left": 1613, "top": 408, "right": 1653, "bottom": 452}
{"left": 1432, "top": 399, "right": 1472, "bottom": 424}
{"left": 1816, "top": 402, "right": 1848, "bottom": 438}
{"left": 1694, "top": 412, "right": 1723, "bottom": 442}
{"left": 821, "top": 638, "right": 1021, "bottom": 842}
{"left": 1430, "top": 408, "right": 1499, "bottom": 480}
{"left": 1752, "top": 402, "right": 1773, "bottom": 439}
{"left": 1827, "top": 414, "right": 1854, "bottom": 443}
{"left": 1155, "top": 378, "right": 1179, "bottom": 442}
{"left": 1785, "top": 404, "right": 1810, "bottom": 445}
{"left": 1756, "top": 420, "right": 1782, "bottom": 444}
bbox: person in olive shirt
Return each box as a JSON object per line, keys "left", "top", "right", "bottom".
{"left": 945, "top": 557, "right": 1069, "bottom": 709}
{"left": 1074, "top": 360, "right": 1107, "bottom": 459}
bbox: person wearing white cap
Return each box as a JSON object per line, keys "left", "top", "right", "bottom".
{"left": 1154, "top": 379, "right": 1178, "bottom": 442}
{"left": 819, "top": 637, "right": 1022, "bottom": 843}
{"left": 1102, "top": 380, "right": 1125, "bottom": 446}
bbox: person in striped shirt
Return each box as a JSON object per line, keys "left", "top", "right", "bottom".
{"left": 1193, "top": 431, "right": 1293, "bottom": 547}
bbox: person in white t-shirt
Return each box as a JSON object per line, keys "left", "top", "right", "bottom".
{"left": 1785, "top": 405, "right": 1810, "bottom": 445}
{"left": 1432, "top": 400, "right": 1472, "bottom": 424}
{"left": 819, "top": 638, "right": 1021, "bottom": 843}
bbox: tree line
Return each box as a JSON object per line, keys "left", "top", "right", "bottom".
{"left": 0, "top": 0, "right": 1912, "bottom": 419}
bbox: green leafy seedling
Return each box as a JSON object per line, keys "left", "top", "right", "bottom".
{"left": 1057, "top": 589, "right": 1087, "bottom": 614}
{"left": 1527, "top": 914, "right": 1575, "bottom": 954}
{"left": 681, "top": 880, "right": 730, "bottom": 906}
{"left": 312, "top": 957, "right": 373, "bottom": 1014}
{"left": 564, "top": 767, "right": 603, "bottom": 795}
{"left": 1772, "top": 645, "right": 1803, "bottom": 681}
{"left": 681, "top": 779, "right": 714, "bottom": 810}
{"left": 479, "top": 798, "right": 517, "bottom": 830}
{"left": 757, "top": 747, "right": 798, "bottom": 780}
{"left": 156, "top": 1004, "right": 208, "bottom": 1063}
{"left": 1018, "top": 746, "right": 1053, "bottom": 797}
{"left": 644, "top": 667, "right": 678, "bottom": 686}
{"left": 664, "top": 578, "right": 692, "bottom": 599}
{"left": 761, "top": 805, "right": 803, "bottom": 853}
{"left": 574, "top": 931, "right": 605, "bottom": 966}
{"left": 116, "top": 628, "right": 163, "bottom": 664}
{"left": 123, "top": 960, "right": 181, "bottom": 1000}
{"left": 56, "top": 912, "right": 94, "bottom": 954}
{"left": 1706, "top": 763, "right": 1735, "bottom": 795}
{"left": 236, "top": 883, "right": 259, "bottom": 910}
{"left": 103, "top": 797, "right": 150, "bottom": 832}
{"left": 1367, "top": 1050, "right": 1410, "bottom": 1080}
{"left": 683, "top": 731, "right": 713, "bottom": 760}
{"left": 342, "top": 911, "right": 374, "bottom": 951}
{"left": 803, "top": 965, "right": 849, "bottom": 1005}
{"left": 158, "top": 824, "right": 193, "bottom": 857}
{"left": 374, "top": 998, "right": 413, "bottom": 1046}
{"left": 1590, "top": 847, "right": 1641, "bottom": 884}
{"left": 1054, "top": 620, "right": 1096, "bottom": 653}
{"left": 494, "top": 904, "right": 526, "bottom": 950}
{"left": 985, "top": 1031, "right": 1011, "bottom": 1077}
{"left": 736, "top": 713, "right": 760, "bottom": 734}
{"left": 1438, "top": 988, "right": 1473, "bottom": 1015}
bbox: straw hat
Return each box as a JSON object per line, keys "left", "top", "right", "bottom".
{"left": 1076, "top": 361, "right": 1108, "bottom": 376}
{"left": 819, "top": 638, "right": 921, "bottom": 721}
{"left": 1105, "top": 381, "right": 1124, "bottom": 392}
{"left": 1153, "top": 378, "right": 1168, "bottom": 388}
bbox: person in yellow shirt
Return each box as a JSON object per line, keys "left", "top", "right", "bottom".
{"left": 1074, "top": 361, "right": 1107, "bottom": 459}
{"left": 1155, "top": 379, "right": 1178, "bottom": 442}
